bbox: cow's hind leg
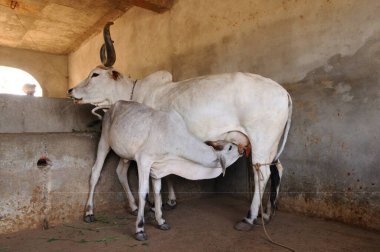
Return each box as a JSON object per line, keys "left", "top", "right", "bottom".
{"left": 152, "top": 178, "right": 171, "bottom": 230}
{"left": 234, "top": 161, "right": 271, "bottom": 231}
{"left": 163, "top": 177, "right": 177, "bottom": 210}
{"left": 261, "top": 161, "right": 283, "bottom": 222}
{"left": 234, "top": 135, "right": 276, "bottom": 231}
{"left": 84, "top": 136, "right": 110, "bottom": 222}
{"left": 116, "top": 159, "right": 138, "bottom": 215}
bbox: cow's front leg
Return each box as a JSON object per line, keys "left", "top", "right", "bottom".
{"left": 135, "top": 157, "right": 152, "bottom": 241}
{"left": 235, "top": 162, "right": 270, "bottom": 231}
{"left": 163, "top": 177, "right": 177, "bottom": 210}
{"left": 152, "top": 178, "right": 171, "bottom": 230}
{"left": 84, "top": 137, "right": 110, "bottom": 223}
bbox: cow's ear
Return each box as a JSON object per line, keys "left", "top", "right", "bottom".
{"left": 111, "top": 70, "right": 121, "bottom": 80}
{"left": 205, "top": 141, "right": 224, "bottom": 151}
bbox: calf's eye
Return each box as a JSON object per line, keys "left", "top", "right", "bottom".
{"left": 229, "top": 145, "right": 232, "bottom": 151}
{"left": 91, "top": 73, "right": 99, "bottom": 78}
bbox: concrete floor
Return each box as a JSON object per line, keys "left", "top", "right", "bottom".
{"left": 0, "top": 196, "right": 379, "bottom": 252}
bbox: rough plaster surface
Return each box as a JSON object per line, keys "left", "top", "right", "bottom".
{"left": 69, "top": 0, "right": 380, "bottom": 86}
{"left": 0, "top": 133, "right": 125, "bottom": 234}
{"left": 279, "top": 33, "right": 380, "bottom": 230}
{"left": 67, "top": 0, "right": 380, "bottom": 229}
{"left": 0, "top": 94, "right": 98, "bottom": 133}
{"left": 0, "top": 46, "right": 68, "bottom": 98}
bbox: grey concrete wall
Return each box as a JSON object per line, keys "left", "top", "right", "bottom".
{"left": 0, "top": 94, "right": 98, "bottom": 133}
{"left": 0, "top": 46, "right": 68, "bottom": 98}
{"left": 0, "top": 133, "right": 125, "bottom": 234}
{"left": 279, "top": 34, "right": 380, "bottom": 230}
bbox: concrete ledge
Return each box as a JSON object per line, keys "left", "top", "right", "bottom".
{"left": 0, "top": 94, "right": 98, "bottom": 133}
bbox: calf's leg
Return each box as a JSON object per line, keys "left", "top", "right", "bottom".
{"left": 152, "top": 178, "right": 171, "bottom": 230}
{"left": 116, "top": 159, "right": 138, "bottom": 214}
{"left": 84, "top": 136, "right": 110, "bottom": 222}
{"left": 163, "top": 177, "right": 177, "bottom": 210}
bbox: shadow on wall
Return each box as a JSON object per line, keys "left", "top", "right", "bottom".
{"left": 279, "top": 32, "right": 380, "bottom": 230}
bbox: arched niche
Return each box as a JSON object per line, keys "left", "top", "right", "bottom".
{"left": 0, "top": 66, "right": 43, "bottom": 97}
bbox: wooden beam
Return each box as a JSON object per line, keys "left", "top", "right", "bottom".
{"left": 130, "top": 0, "right": 174, "bottom": 13}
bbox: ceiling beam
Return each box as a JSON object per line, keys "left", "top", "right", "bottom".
{"left": 130, "top": 0, "right": 174, "bottom": 13}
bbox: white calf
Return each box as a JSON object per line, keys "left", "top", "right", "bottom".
{"left": 86, "top": 101, "right": 240, "bottom": 240}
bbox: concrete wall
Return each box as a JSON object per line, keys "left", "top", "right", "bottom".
{"left": 280, "top": 35, "right": 380, "bottom": 230}
{"left": 68, "top": 0, "right": 380, "bottom": 86}
{"left": 0, "top": 46, "right": 68, "bottom": 98}
{"left": 0, "top": 95, "right": 106, "bottom": 234}
{"left": 0, "top": 133, "right": 125, "bottom": 234}
{"left": 67, "top": 0, "right": 380, "bottom": 230}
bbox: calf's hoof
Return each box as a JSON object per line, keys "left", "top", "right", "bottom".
{"left": 234, "top": 220, "right": 253, "bottom": 231}
{"left": 158, "top": 223, "right": 171, "bottom": 231}
{"left": 84, "top": 214, "right": 95, "bottom": 223}
{"left": 135, "top": 231, "right": 147, "bottom": 241}
{"left": 163, "top": 200, "right": 177, "bottom": 210}
{"left": 130, "top": 209, "right": 138, "bottom": 216}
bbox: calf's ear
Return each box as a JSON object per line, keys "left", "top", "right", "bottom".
{"left": 205, "top": 141, "right": 224, "bottom": 151}
{"left": 219, "top": 154, "right": 227, "bottom": 177}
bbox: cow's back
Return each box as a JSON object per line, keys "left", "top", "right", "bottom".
{"left": 146, "top": 72, "right": 290, "bottom": 140}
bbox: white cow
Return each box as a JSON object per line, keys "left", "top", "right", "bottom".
{"left": 69, "top": 66, "right": 292, "bottom": 230}
{"left": 68, "top": 22, "right": 292, "bottom": 232}
{"left": 90, "top": 100, "right": 240, "bottom": 240}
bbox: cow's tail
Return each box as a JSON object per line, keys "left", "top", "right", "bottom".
{"left": 269, "top": 163, "right": 280, "bottom": 210}
{"left": 273, "top": 93, "right": 292, "bottom": 162}
{"left": 269, "top": 93, "right": 292, "bottom": 211}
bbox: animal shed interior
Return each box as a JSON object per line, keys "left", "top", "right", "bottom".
{"left": 0, "top": 0, "right": 379, "bottom": 251}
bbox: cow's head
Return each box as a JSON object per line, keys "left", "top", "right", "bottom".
{"left": 67, "top": 22, "right": 132, "bottom": 106}
{"left": 68, "top": 66, "right": 126, "bottom": 106}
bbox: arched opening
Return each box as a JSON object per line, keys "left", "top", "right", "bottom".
{"left": 0, "top": 66, "right": 43, "bottom": 97}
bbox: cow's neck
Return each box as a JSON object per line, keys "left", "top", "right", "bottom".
{"left": 129, "top": 78, "right": 160, "bottom": 105}
{"left": 110, "top": 77, "right": 136, "bottom": 103}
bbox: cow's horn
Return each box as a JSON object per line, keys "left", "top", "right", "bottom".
{"left": 100, "top": 22, "right": 116, "bottom": 67}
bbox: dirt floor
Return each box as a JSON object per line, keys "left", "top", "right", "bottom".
{"left": 0, "top": 196, "right": 379, "bottom": 252}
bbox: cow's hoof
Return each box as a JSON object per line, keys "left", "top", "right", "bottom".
{"left": 234, "top": 220, "right": 253, "bottom": 231}
{"left": 130, "top": 209, "right": 138, "bottom": 216}
{"left": 163, "top": 200, "right": 177, "bottom": 210}
{"left": 84, "top": 214, "right": 95, "bottom": 223}
{"left": 157, "top": 223, "right": 171, "bottom": 230}
{"left": 135, "top": 231, "right": 147, "bottom": 241}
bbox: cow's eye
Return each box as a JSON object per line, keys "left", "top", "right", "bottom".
{"left": 229, "top": 145, "right": 232, "bottom": 151}
{"left": 91, "top": 73, "right": 99, "bottom": 78}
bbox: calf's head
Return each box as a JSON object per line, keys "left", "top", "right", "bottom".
{"left": 206, "top": 140, "right": 241, "bottom": 175}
